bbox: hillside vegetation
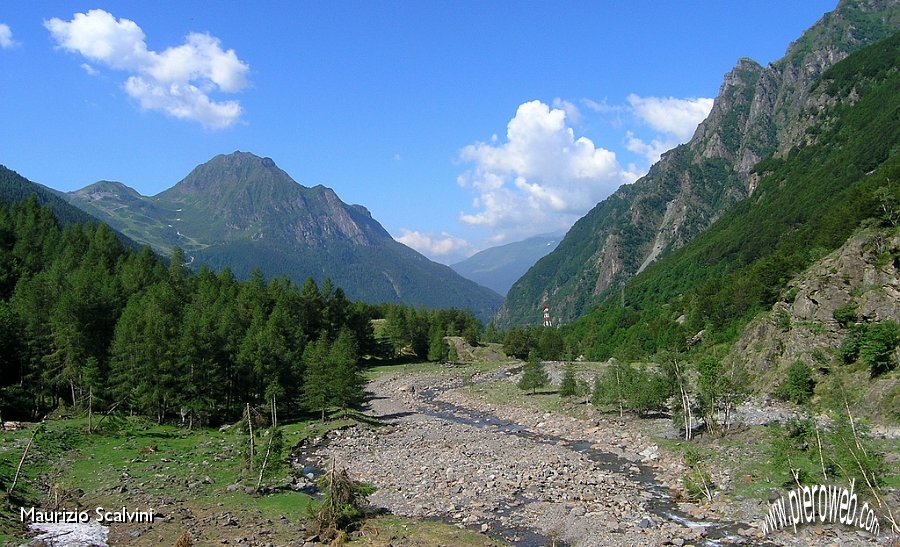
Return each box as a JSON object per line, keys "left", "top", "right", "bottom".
{"left": 564, "top": 32, "right": 899, "bottom": 363}
{"left": 500, "top": 0, "right": 900, "bottom": 328}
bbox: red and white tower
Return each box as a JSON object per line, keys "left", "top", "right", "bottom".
{"left": 542, "top": 302, "right": 552, "bottom": 327}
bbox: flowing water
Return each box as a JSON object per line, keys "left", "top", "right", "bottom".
{"left": 418, "top": 387, "right": 756, "bottom": 545}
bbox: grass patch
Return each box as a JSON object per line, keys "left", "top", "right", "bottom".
{"left": 348, "top": 514, "right": 504, "bottom": 546}
{"left": 0, "top": 415, "right": 356, "bottom": 544}
{"left": 366, "top": 360, "right": 507, "bottom": 381}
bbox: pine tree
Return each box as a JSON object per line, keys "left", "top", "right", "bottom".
{"left": 559, "top": 363, "right": 577, "bottom": 397}
{"left": 330, "top": 328, "right": 364, "bottom": 411}
{"left": 518, "top": 352, "right": 548, "bottom": 394}
{"left": 303, "top": 334, "right": 331, "bottom": 421}
{"left": 427, "top": 326, "right": 446, "bottom": 362}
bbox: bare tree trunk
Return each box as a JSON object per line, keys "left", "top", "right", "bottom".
{"left": 814, "top": 421, "right": 827, "bottom": 481}
{"left": 682, "top": 386, "right": 692, "bottom": 441}
{"left": 9, "top": 422, "right": 43, "bottom": 495}
{"left": 615, "top": 367, "right": 623, "bottom": 417}
{"left": 271, "top": 395, "right": 277, "bottom": 428}
{"left": 843, "top": 396, "right": 899, "bottom": 534}
{"left": 674, "top": 358, "right": 692, "bottom": 441}
{"left": 722, "top": 396, "right": 730, "bottom": 432}
{"left": 246, "top": 403, "right": 255, "bottom": 473}
{"left": 95, "top": 399, "right": 123, "bottom": 431}
{"left": 88, "top": 387, "right": 93, "bottom": 434}
{"left": 255, "top": 396, "right": 278, "bottom": 492}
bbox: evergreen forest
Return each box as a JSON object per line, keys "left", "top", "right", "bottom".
{"left": 0, "top": 197, "right": 482, "bottom": 425}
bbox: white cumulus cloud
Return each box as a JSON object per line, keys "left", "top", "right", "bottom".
{"left": 396, "top": 230, "right": 472, "bottom": 258}
{"left": 620, "top": 94, "right": 713, "bottom": 165}
{"left": 0, "top": 23, "right": 19, "bottom": 49}
{"left": 626, "top": 94, "right": 714, "bottom": 141}
{"left": 551, "top": 97, "right": 581, "bottom": 124}
{"left": 45, "top": 9, "right": 249, "bottom": 129}
{"left": 457, "top": 100, "right": 633, "bottom": 242}
{"left": 625, "top": 131, "right": 678, "bottom": 166}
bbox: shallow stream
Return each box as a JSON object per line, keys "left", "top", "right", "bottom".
{"left": 294, "top": 371, "right": 764, "bottom": 546}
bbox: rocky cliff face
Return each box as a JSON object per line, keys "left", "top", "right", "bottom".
{"left": 498, "top": 0, "right": 900, "bottom": 327}
{"left": 731, "top": 226, "right": 899, "bottom": 420}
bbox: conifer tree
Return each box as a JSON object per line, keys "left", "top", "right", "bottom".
{"left": 330, "top": 328, "right": 364, "bottom": 411}
{"left": 518, "top": 351, "right": 548, "bottom": 394}
{"left": 559, "top": 363, "right": 577, "bottom": 397}
{"left": 427, "top": 326, "right": 446, "bottom": 362}
{"left": 303, "top": 334, "right": 331, "bottom": 422}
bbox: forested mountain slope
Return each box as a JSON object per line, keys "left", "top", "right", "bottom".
{"left": 1, "top": 167, "right": 119, "bottom": 232}
{"left": 451, "top": 234, "right": 560, "bottom": 296}
{"left": 562, "top": 31, "right": 900, "bottom": 361}
{"left": 66, "top": 152, "right": 503, "bottom": 320}
{"left": 499, "top": 0, "right": 900, "bottom": 327}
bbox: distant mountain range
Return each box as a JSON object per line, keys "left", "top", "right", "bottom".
{"left": 498, "top": 0, "right": 900, "bottom": 327}
{"left": 450, "top": 234, "right": 560, "bottom": 296}
{"left": 58, "top": 152, "right": 503, "bottom": 319}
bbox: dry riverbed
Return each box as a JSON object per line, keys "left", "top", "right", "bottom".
{"left": 301, "top": 365, "right": 897, "bottom": 546}
{"left": 305, "top": 369, "right": 731, "bottom": 546}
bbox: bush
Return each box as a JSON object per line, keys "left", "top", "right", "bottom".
{"left": 769, "top": 419, "right": 817, "bottom": 487}
{"left": 682, "top": 448, "right": 714, "bottom": 502}
{"left": 859, "top": 320, "right": 900, "bottom": 375}
{"left": 310, "top": 462, "right": 375, "bottom": 542}
{"left": 839, "top": 324, "right": 867, "bottom": 363}
{"left": 833, "top": 301, "right": 858, "bottom": 327}
{"left": 775, "top": 361, "right": 815, "bottom": 404}
{"left": 775, "top": 309, "right": 791, "bottom": 332}
{"left": 592, "top": 361, "right": 670, "bottom": 416}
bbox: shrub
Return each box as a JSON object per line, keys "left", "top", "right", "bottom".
{"left": 682, "top": 448, "right": 714, "bottom": 502}
{"left": 833, "top": 301, "right": 859, "bottom": 327}
{"left": 859, "top": 320, "right": 900, "bottom": 375}
{"left": 775, "top": 361, "right": 815, "bottom": 404}
{"left": 775, "top": 309, "right": 792, "bottom": 332}
{"left": 592, "top": 361, "right": 670, "bottom": 416}
{"left": 839, "top": 324, "right": 867, "bottom": 363}
{"left": 310, "top": 462, "right": 375, "bottom": 542}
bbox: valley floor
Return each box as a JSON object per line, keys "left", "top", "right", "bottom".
{"left": 306, "top": 361, "right": 898, "bottom": 546}
{"left": 3, "top": 360, "right": 897, "bottom": 546}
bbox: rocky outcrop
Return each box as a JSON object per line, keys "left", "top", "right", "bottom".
{"left": 730, "top": 226, "right": 900, "bottom": 415}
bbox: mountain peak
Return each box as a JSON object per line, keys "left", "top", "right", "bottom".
{"left": 498, "top": 0, "right": 900, "bottom": 327}
{"left": 60, "top": 152, "right": 502, "bottom": 318}
{"left": 70, "top": 180, "right": 141, "bottom": 199}
{"left": 162, "top": 151, "right": 296, "bottom": 199}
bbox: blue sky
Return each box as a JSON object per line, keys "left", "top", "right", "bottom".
{"left": 1, "top": 1, "right": 836, "bottom": 263}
